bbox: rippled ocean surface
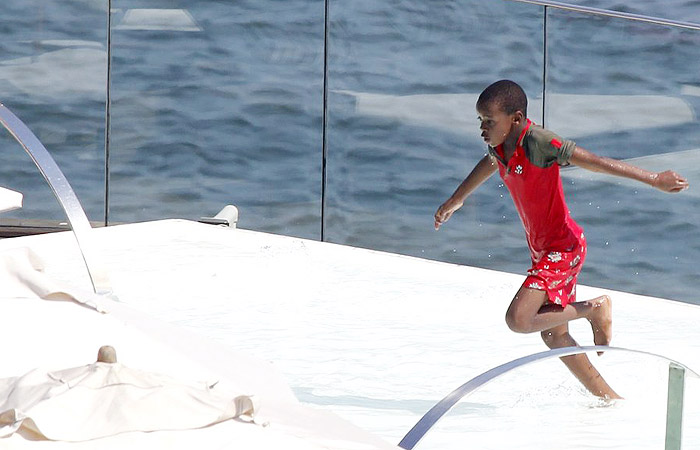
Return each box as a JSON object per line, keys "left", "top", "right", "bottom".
{"left": 0, "top": 0, "right": 699, "bottom": 304}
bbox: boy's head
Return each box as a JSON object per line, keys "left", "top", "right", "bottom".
{"left": 476, "top": 80, "right": 528, "bottom": 117}
{"left": 476, "top": 80, "right": 528, "bottom": 147}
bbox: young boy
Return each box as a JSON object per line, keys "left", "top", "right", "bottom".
{"left": 434, "top": 80, "right": 689, "bottom": 399}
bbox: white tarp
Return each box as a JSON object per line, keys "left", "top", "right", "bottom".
{"left": 0, "top": 362, "right": 259, "bottom": 441}
{"left": 0, "top": 247, "right": 104, "bottom": 310}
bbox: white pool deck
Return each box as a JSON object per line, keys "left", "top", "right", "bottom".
{"left": 1, "top": 219, "right": 699, "bottom": 449}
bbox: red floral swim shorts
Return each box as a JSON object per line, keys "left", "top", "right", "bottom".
{"left": 523, "top": 234, "right": 587, "bottom": 308}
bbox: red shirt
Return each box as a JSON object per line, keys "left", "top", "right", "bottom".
{"left": 489, "top": 120, "right": 583, "bottom": 263}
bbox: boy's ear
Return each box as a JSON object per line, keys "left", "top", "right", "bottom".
{"left": 512, "top": 110, "right": 525, "bottom": 124}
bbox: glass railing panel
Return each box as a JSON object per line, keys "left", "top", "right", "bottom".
{"left": 545, "top": 8, "right": 700, "bottom": 303}
{"left": 109, "top": 1, "right": 324, "bottom": 239}
{"left": 325, "top": 1, "right": 544, "bottom": 272}
{"left": 0, "top": 1, "right": 108, "bottom": 225}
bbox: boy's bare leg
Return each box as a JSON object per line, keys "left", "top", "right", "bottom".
{"left": 506, "top": 286, "right": 613, "bottom": 351}
{"left": 541, "top": 324, "right": 622, "bottom": 399}
{"left": 505, "top": 286, "right": 619, "bottom": 397}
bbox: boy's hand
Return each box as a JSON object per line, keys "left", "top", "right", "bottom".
{"left": 434, "top": 199, "right": 463, "bottom": 230}
{"left": 653, "top": 170, "right": 689, "bottom": 193}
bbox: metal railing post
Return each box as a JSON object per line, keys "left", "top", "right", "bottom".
{"left": 542, "top": 5, "right": 548, "bottom": 128}
{"left": 0, "top": 104, "right": 111, "bottom": 295}
{"left": 665, "top": 362, "right": 685, "bottom": 450}
{"left": 320, "top": 0, "right": 330, "bottom": 242}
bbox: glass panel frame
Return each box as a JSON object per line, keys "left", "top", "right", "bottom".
{"left": 545, "top": 7, "right": 700, "bottom": 303}
{"left": 108, "top": 1, "right": 325, "bottom": 239}
{"left": 325, "top": 0, "right": 545, "bottom": 273}
{"left": 1, "top": 0, "right": 699, "bottom": 306}
{"left": 0, "top": 0, "right": 108, "bottom": 223}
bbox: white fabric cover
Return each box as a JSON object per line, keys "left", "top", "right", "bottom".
{"left": 0, "top": 247, "right": 105, "bottom": 311}
{"left": 0, "top": 362, "right": 258, "bottom": 441}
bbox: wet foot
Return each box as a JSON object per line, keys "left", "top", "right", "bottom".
{"left": 587, "top": 295, "right": 612, "bottom": 355}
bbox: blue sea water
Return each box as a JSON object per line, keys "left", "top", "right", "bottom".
{"left": 0, "top": 0, "right": 699, "bottom": 304}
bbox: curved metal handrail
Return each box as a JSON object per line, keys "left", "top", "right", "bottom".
{"left": 509, "top": 0, "right": 700, "bottom": 31}
{"left": 0, "top": 103, "right": 110, "bottom": 294}
{"left": 398, "top": 345, "right": 698, "bottom": 450}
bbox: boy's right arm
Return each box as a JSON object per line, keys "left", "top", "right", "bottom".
{"left": 434, "top": 154, "right": 498, "bottom": 230}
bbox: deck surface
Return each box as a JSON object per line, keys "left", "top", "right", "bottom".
{"left": 1, "top": 219, "right": 699, "bottom": 449}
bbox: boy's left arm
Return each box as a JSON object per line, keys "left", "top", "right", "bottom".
{"left": 569, "top": 146, "right": 689, "bottom": 193}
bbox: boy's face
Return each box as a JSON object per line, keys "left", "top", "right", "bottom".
{"left": 476, "top": 102, "right": 519, "bottom": 147}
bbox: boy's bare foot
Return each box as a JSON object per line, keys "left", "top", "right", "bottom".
{"left": 587, "top": 295, "right": 612, "bottom": 355}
